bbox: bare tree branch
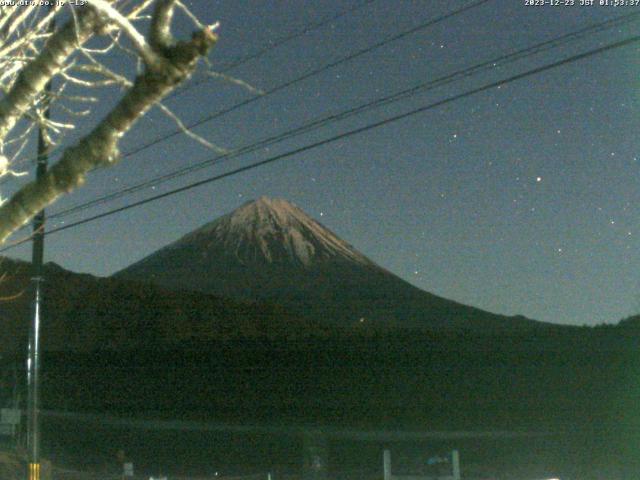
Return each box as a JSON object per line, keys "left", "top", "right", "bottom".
{"left": 87, "top": 0, "right": 164, "bottom": 69}
{"left": 0, "top": 9, "right": 101, "bottom": 146}
{"left": 156, "top": 100, "right": 227, "bottom": 153}
{"left": 0, "top": 19, "right": 218, "bottom": 243}
{"left": 150, "top": 0, "right": 176, "bottom": 51}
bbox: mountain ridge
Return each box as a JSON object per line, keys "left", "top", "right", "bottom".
{"left": 0, "top": 255, "right": 331, "bottom": 354}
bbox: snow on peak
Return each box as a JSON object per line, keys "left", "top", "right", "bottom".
{"left": 183, "top": 197, "right": 373, "bottom": 267}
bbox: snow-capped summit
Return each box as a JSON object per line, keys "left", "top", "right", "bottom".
{"left": 178, "top": 196, "right": 372, "bottom": 267}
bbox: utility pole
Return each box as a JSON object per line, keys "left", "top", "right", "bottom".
{"left": 26, "top": 95, "right": 49, "bottom": 480}
{"left": 26, "top": 10, "right": 54, "bottom": 480}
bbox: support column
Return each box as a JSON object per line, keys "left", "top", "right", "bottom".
{"left": 451, "top": 449, "right": 460, "bottom": 480}
{"left": 302, "top": 432, "right": 328, "bottom": 480}
{"left": 383, "top": 449, "right": 392, "bottom": 480}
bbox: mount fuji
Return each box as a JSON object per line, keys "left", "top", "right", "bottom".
{"left": 116, "top": 197, "right": 546, "bottom": 331}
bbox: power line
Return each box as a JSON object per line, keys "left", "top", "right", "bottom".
{"left": 223, "top": 0, "right": 377, "bottom": 71}
{"left": 47, "top": 11, "right": 640, "bottom": 222}
{"left": 109, "top": 0, "right": 493, "bottom": 160}
{"left": 164, "top": 0, "right": 378, "bottom": 100}
{"left": 2, "top": 0, "right": 492, "bottom": 205}
{"left": 5, "top": 0, "right": 487, "bottom": 182}
{"left": 44, "top": 0, "right": 507, "bottom": 219}
{"left": 0, "top": 0, "right": 378, "bottom": 183}
{"left": 2, "top": 32, "right": 636, "bottom": 252}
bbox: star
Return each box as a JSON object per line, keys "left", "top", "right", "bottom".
{"left": 536, "top": 176, "right": 542, "bottom": 183}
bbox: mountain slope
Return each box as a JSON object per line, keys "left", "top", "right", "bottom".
{"left": 117, "top": 197, "right": 549, "bottom": 331}
{"left": 0, "top": 256, "right": 322, "bottom": 354}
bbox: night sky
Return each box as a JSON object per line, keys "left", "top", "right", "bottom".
{"left": 3, "top": 0, "right": 640, "bottom": 326}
